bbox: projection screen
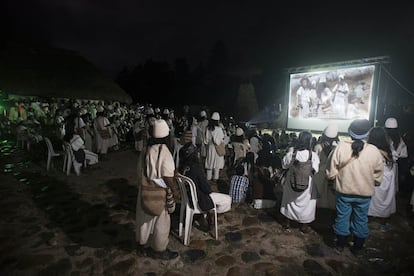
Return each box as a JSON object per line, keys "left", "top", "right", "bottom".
{"left": 287, "top": 64, "right": 377, "bottom": 133}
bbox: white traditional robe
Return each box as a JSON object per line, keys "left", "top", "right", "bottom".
{"left": 280, "top": 149, "right": 320, "bottom": 223}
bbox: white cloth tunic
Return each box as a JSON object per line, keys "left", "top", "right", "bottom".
{"left": 280, "top": 149, "right": 320, "bottom": 223}
{"left": 136, "top": 144, "right": 175, "bottom": 251}
{"left": 94, "top": 116, "right": 117, "bottom": 154}
{"left": 368, "top": 158, "right": 397, "bottom": 218}
{"left": 204, "top": 126, "right": 225, "bottom": 170}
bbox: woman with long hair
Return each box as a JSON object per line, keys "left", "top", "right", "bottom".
{"left": 384, "top": 117, "right": 408, "bottom": 193}
{"left": 367, "top": 127, "right": 396, "bottom": 230}
{"left": 313, "top": 123, "right": 339, "bottom": 210}
{"left": 204, "top": 112, "right": 226, "bottom": 182}
{"left": 327, "top": 119, "right": 383, "bottom": 257}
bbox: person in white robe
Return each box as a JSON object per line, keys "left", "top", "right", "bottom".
{"left": 93, "top": 107, "right": 118, "bottom": 155}
{"left": 367, "top": 127, "right": 397, "bottom": 230}
{"left": 280, "top": 131, "right": 320, "bottom": 233}
{"left": 204, "top": 112, "right": 225, "bottom": 181}
{"left": 136, "top": 119, "right": 179, "bottom": 260}
{"left": 384, "top": 117, "right": 408, "bottom": 194}
{"left": 232, "top": 127, "right": 250, "bottom": 165}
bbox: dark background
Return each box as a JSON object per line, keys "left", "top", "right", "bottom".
{"left": 3, "top": 0, "right": 414, "bottom": 111}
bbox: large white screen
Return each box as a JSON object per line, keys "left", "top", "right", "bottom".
{"left": 287, "top": 64, "right": 376, "bottom": 133}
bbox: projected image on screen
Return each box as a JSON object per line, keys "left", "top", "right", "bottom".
{"left": 287, "top": 64, "right": 376, "bottom": 132}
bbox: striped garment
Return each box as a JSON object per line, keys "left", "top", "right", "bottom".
{"left": 229, "top": 175, "right": 249, "bottom": 203}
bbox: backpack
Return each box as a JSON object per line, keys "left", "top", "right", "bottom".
{"left": 286, "top": 150, "right": 313, "bottom": 192}
{"left": 73, "top": 148, "right": 86, "bottom": 163}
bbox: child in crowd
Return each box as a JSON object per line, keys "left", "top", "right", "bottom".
{"left": 229, "top": 164, "right": 249, "bottom": 204}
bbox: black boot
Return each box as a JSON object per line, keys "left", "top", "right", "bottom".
{"left": 335, "top": 235, "right": 347, "bottom": 254}
{"left": 146, "top": 247, "right": 179, "bottom": 260}
{"left": 351, "top": 236, "right": 365, "bottom": 257}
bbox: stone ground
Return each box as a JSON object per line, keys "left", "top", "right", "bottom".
{"left": 1, "top": 138, "right": 414, "bottom": 276}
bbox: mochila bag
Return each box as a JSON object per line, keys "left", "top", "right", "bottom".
{"left": 214, "top": 142, "right": 226, "bottom": 156}
{"left": 141, "top": 176, "right": 167, "bottom": 216}
{"left": 140, "top": 145, "right": 168, "bottom": 216}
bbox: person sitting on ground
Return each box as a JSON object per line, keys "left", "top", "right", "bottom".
{"left": 179, "top": 142, "right": 232, "bottom": 227}
{"left": 229, "top": 164, "right": 249, "bottom": 204}
{"left": 251, "top": 154, "right": 278, "bottom": 209}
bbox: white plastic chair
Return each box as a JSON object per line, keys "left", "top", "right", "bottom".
{"left": 62, "top": 141, "right": 82, "bottom": 176}
{"left": 176, "top": 174, "right": 218, "bottom": 246}
{"left": 44, "top": 137, "right": 63, "bottom": 171}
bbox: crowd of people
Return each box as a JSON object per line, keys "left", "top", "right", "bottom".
{"left": 1, "top": 96, "right": 413, "bottom": 261}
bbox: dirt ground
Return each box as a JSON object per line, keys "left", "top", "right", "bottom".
{"left": 1, "top": 138, "right": 414, "bottom": 276}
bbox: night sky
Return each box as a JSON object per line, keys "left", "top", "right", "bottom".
{"left": 3, "top": 0, "right": 414, "bottom": 103}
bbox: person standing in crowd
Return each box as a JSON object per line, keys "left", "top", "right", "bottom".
{"left": 93, "top": 106, "right": 112, "bottom": 157}
{"left": 198, "top": 110, "right": 209, "bottom": 160}
{"left": 313, "top": 123, "right": 339, "bottom": 210}
{"left": 248, "top": 129, "right": 262, "bottom": 162}
{"left": 231, "top": 127, "right": 250, "bottom": 165}
{"left": 384, "top": 117, "right": 409, "bottom": 193}
{"left": 179, "top": 142, "right": 231, "bottom": 226}
{"left": 136, "top": 119, "right": 179, "bottom": 260}
{"left": 229, "top": 164, "right": 249, "bottom": 204}
{"left": 204, "top": 112, "right": 225, "bottom": 182}
{"left": 367, "top": 127, "right": 396, "bottom": 231}
{"left": 327, "top": 119, "right": 383, "bottom": 257}
{"left": 80, "top": 109, "right": 95, "bottom": 152}
{"left": 280, "top": 131, "right": 320, "bottom": 233}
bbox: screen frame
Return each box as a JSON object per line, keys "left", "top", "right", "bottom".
{"left": 284, "top": 62, "right": 381, "bottom": 134}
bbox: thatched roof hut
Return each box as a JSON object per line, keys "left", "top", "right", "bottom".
{"left": 0, "top": 44, "right": 132, "bottom": 103}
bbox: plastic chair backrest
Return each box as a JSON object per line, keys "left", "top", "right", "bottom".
{"left": 44, "top": 137, "right": 56, "bottom": 155}
{"left": 178, "top": 174, "right": 203, "bottom": 214}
